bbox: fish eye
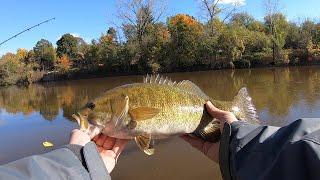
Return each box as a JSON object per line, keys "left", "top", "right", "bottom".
{"left": 86, "top": 102, "right": 95, "bottom": 110}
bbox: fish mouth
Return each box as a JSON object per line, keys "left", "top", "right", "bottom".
{"left": 72, "top": 113, "right": 81, "bottom": 125}
{"left": 72, "top": 112, "right": 89, "bottom": 130}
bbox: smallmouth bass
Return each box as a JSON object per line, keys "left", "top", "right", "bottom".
{"left": 72, "top": 75, "right": 258, "bottom": 155}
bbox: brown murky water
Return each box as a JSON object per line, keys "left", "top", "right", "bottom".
{"left": 1, "top": 66, "right": 320, "bottom": 179}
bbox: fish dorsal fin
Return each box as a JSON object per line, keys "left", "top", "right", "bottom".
{"left": 176, "top": 80, "right": 209, "bottom": 99}
{"left": 110, "top": 95, "right": 130, "bottom": 129}
{"left": 129, "top": 107, "right": 160, "bottom": 121}
{"left": 143, "top": 75, "right": 209, "bottom": 99}
{"left": 143, "top": 74, "right": 176, "bottom": 86}
{"left": 135, "top": 134, "right": 155, "bottom": 155}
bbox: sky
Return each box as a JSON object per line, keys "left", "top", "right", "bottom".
{"left": 1, "top": 0, "right": 320, "bottom": 55}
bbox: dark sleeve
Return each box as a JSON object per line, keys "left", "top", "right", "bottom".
{"left": 219, "top": 119, "right": 320, "bottom": 180}
{"left": 0, "top": 142, "right": 111, "bottom": 180}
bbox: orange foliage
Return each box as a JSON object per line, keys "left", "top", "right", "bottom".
{"left": 162, "top": 30, "right": 170, "bottom": 40}
{"left": 58, "top": 54, "right": 72, "bottom": 71}
{"left": 169, "top": 14, "right": 203, "bottom": 34}
{"left": 100, "top": 34, "right": 113, "bottom": 44}
{"left": 170, "top": 14, "right": 201, "bottom": 27}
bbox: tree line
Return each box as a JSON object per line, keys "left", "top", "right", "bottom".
{"left": 1, "top": 0, "right": 320, "bottom": 86}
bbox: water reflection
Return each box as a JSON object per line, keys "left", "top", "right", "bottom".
{"left": 1, "top": 67, "right": 320, "bottom": 125}
{"left": 1, "top": 67, "right": 320, "bottom": 179}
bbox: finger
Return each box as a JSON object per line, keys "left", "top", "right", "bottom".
{"left": 112, "top": 139, "right": 129, "bottom": 161}
{"left": 206, "top": 101, "right": 225, "bottom": 119}
{"left": 96, "top": 134, "right": 108, "bottom": 146}
{"left": 92, "top": 134, "right": 101, "bottom": 142}
{"left": 89, "top": 126, "right": 102, "bottom": 139}
{"left": 103, "top": 137, "right": 116, "bottom": 150}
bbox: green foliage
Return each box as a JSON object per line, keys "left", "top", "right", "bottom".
{"left": 56, "top": 34, "right": 79, "bottom": 58}
{"left": 218, "top": 24, "right": 245, "bottom": 62}
{"left": 167, "top": 14, "right": 204, "bottom": 69}
{"left": 231, "top": 12, "right": 255, "bottom": 28}
{"left": 3, "top": 9, "right": 320, "bottom": 86}
{"left": 34, "top": 39, "right": 56, "bottom": 71}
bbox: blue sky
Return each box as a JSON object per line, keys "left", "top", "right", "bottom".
{"left": 1, "top": 0, "right": 320, "bottom": 55}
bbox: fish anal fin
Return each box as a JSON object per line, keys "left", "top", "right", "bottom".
{"left": 143, "top": 148, "right": 155, "bottom": 155}
{"left": 129, "top": 107, "right": 160, "bottom": 121}
{"left": 135, "top": 134, "right": 154, "bottom": 155}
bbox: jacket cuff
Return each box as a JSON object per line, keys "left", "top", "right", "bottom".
{"left": 65, "top": 142, "right": 110, "bottom": 179}
{"left": 64, "top": 144, "right": 88, "bottom": 170}
{"left": 82, "top": 142, "right": 111, "bottom": 180}
{"left": 219, "top": 121, "right": 260, "bottom": 180}
{"left": 219, "top": 122, "right": 232, "bottom": 180}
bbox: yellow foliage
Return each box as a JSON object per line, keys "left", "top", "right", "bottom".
{"left": 16, "top": 48, "right": 28, "bottom": 61}
{"left": 58, "top": 54, "right": 72, "bottom": 72}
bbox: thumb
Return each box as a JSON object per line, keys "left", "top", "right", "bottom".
{"left": 205, "top": 101, "right": 226, "bottom": 119}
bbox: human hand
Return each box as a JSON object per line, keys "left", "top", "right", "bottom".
{"left": 181, "top": 101, "right": 238, "bottom": 163}
{"left": 92, "top": 134, "right": 128, "bottom": 173}
{"left": 69, "top": 129, "right": 128, "bottom": 173}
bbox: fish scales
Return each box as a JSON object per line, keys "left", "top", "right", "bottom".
{"left": 73, "top": 75, "right": 259, "bottom": 155}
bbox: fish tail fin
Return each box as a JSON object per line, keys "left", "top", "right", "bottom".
{"left": 231, "top": 87, "right": 259, "bottom": 124}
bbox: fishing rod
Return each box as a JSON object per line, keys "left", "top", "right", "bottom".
{"left": 0, "top": 17, "right": 55, "bottom": 47}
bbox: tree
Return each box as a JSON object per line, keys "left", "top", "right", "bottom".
{"left": 56, "top": 54, "right": 72, "bottom": 72}
{"left": 16, "top": 48, "right": 28, "bottom": 62}
{"left": 168, "top": 14, "right": 204, "bottom": 69}
{"left": 264, "top": 13, "right": 289, "bottom": 63}
{"left": 33, "top": 39, "right": 56, "bottom": 71}
{"left": 117, "top": 0, "right": 166, "bottom": 42}
{"left": 56, "top": 34, "right": 79, "bottom": 58}
{"left": 230, "top": 12, "right": 255, "bottom": 27}
{"left": 198, "top": 0, "right": 241, "bottom": 36}
{"left": 117, "top": 0, "right": 168, "bottom": 73}
{"left": 218, "top": 25, "right": 245, "bottom": 66}
{"left": 264, "top": 0, "right": 289, "bottom": 64}
{"left": 96, "top": 29, "right": 119, "bottom": 68}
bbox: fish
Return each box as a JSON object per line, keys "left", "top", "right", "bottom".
{"left": 72, "top": 75, "right": 258, "bottom": 155}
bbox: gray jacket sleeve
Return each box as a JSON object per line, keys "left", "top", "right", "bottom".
{"left": 0, "top": 142, "right": 111, "bottom": 180}
{"left": 219, "top": 118, "right": 320, "bottom": 180}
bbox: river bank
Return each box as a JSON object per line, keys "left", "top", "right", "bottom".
{"left": 39, "top": 61, "right": 320, "bottom": 83}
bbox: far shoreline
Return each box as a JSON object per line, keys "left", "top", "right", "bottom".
{"left": 35, "top": 63, "right": 320, "bottom": 85}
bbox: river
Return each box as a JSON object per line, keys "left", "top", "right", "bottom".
{"left": 1, "top": 66, "right": 320, "bottom": 179}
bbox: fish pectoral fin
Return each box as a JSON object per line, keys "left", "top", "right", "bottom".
{"left": 135, "top": 134, "right": 155, "bottom": 155}
{"left": 129, "top": 107, "right": 160, "bottom": 121}
{"left": 111, "top": 95, "right": 129, "bottom": 128}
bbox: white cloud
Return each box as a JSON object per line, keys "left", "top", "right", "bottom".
{"left": 219, "top": 0, "right": 246, "bottom": 6}
{"left": 70, "top": 33, "right": 81, "bottom": 38}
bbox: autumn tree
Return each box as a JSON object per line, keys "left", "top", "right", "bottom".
{"left": 56, "top": 54, "right": 72, "bottom": 72}
{"left": 16, "top": 48, "right": 28, "bottom": 63}
{"left": 33, "top": 39, "right": 56, "bottom": 71}
{"left": 168, "top": 14, "right": 204, "bottom": 69}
